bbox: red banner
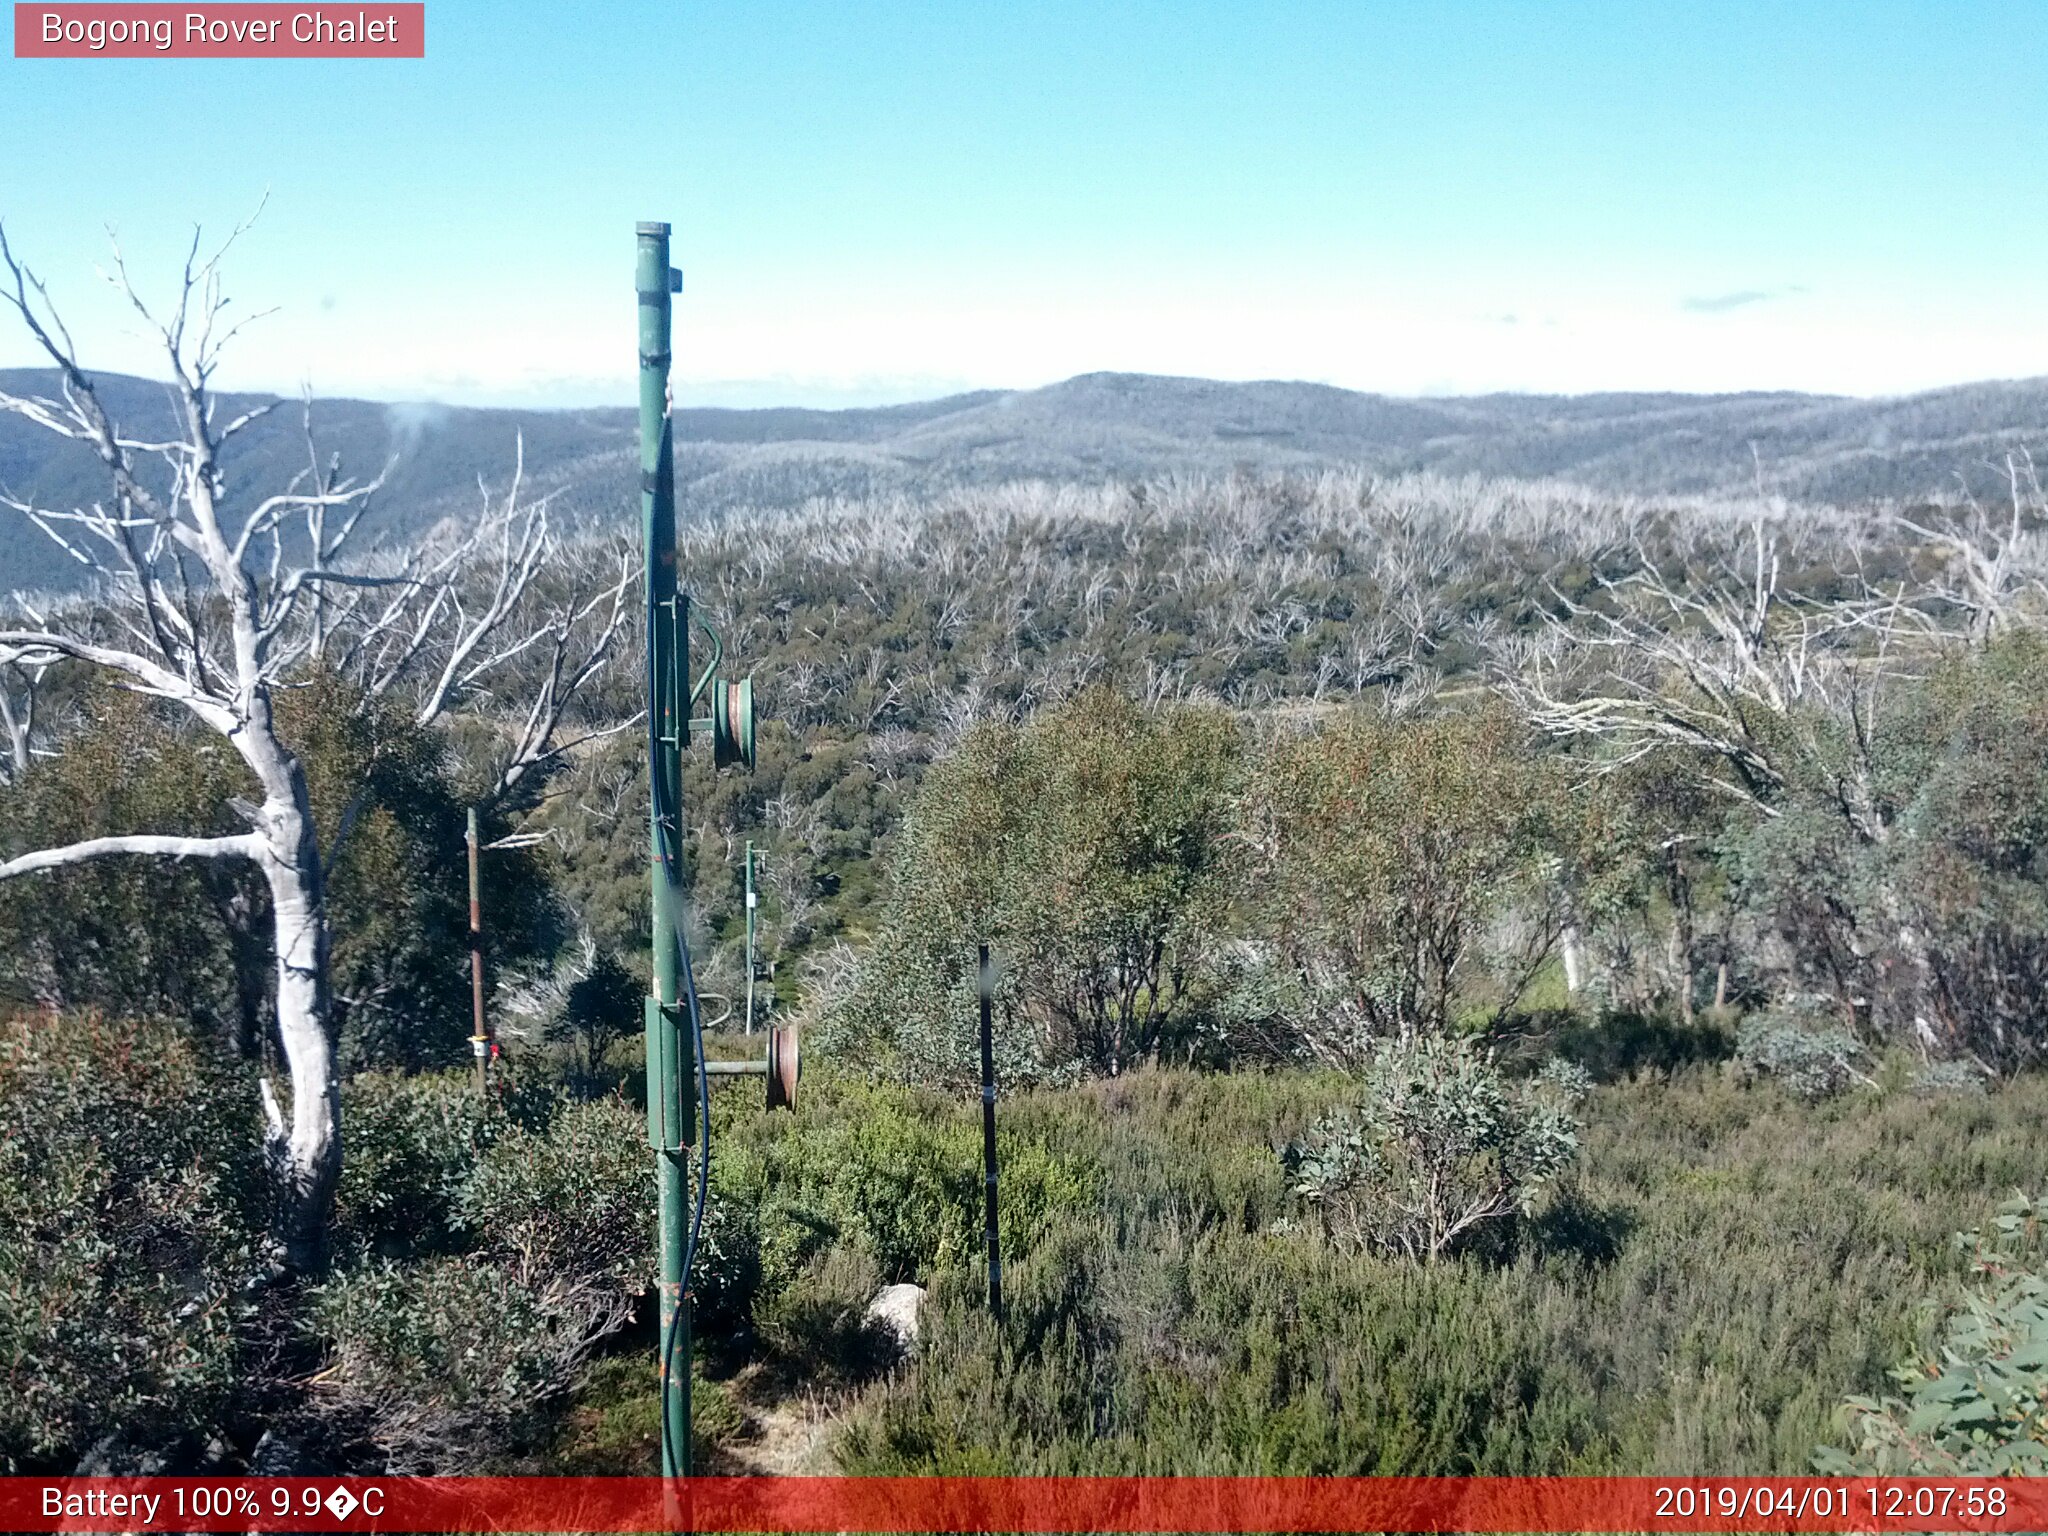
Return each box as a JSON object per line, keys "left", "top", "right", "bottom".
{"left": 13, "top": 4, "right": 423, "bottom": 57}
{"left": 4, "top": 1476, "right": 2046, "bottom": 1533}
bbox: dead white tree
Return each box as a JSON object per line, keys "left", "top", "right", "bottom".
{"left": 0, "top": 655, "right": 51, "bottom": 784}
{"left": 1493, "top": 515, "right": 1991, "bottom": 1050}
{"left": 0, "top": 219, "right": 628, "bottom": 1269}
{"left": 320, "top": 447, "right": 635, "bottom": 806}
{"left": 1496, "top": 522, "right": 1868, "bottom": 813}
{"left": 1900, "top": 452, "right": 2048, "bottom": 647}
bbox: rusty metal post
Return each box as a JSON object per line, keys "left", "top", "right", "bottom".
{"left": 467, "top": 806, "right": 488, "bottom": 1092}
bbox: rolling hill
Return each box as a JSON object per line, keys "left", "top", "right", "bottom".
{"left": 3, "top": 368, "right": 2044, "bottom": 597}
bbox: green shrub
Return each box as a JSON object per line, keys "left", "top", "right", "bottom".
{"left": 843, "top": 1222, "right": 1613, "bottom": 1476}
{"left": 1817, "top": 1194, "right": 2048, "bottom": 1474}
{"left": 0, "top": 1012, "right": 263, "bottom": 1471}
{"left": 452, "top": 1091, "right": 765, "bottom": 1344}
{"left": 312, "top": 1095, "right": 658, "bottom": 1470}
{"left": 715, "top": 1068, "right": 1097, "bottom": 1296}
{"left": 309, "top": 1253, "right": 609, "bottom": 1470}
{"left": 675, "top": 1176, "right": 763, "bottom": 1339}
{"left": 457, "top": 1098, "right": 653, "bottom": 1288}
{"left": 752, "top": 1247, "right": 895, "bottom": 1382}
{"left": 0, "top": 691, "right": 249, "bottom": 1037}
{"left": 1735, "top": 1010, "right": 1868, "bottom": 1102}
{"left": 1284, "top": 1037, "right": 1584, "bottom": 1260}
{"left": 549, "top": 1354, "right": 745, "bottom": 1473}
{"left": 332, "top": 1068, "right": 549, "bottom": 1257}
{"left": 1911, "top": 1060, "right": 1991, "bottom": 1098}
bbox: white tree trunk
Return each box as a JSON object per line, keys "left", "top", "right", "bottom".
{"left": 263, "top": 868, "right": 337, "bottom": 1270}
{"left": 248, "top": 750, "right": 341, "bottom": 1270}
{"left": 1, "top": 703, "right": 28, "bottom": 780}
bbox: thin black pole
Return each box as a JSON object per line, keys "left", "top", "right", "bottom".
{"left": 978, "top": 943, "right": 1003, "bottom": 1325}
{"left": 466, "top": 807, "right": 488, "bottom": 1094}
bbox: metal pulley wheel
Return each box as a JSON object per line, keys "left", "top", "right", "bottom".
{"left": 766, "top": 1022, "right": 800, "bottom": 1111}
{"left": 710, "top": 675, "right": 756, "bottom": 770}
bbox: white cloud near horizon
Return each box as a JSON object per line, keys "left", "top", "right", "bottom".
{"left": 4, "top": 272, "right": 2042, "bottom": 409}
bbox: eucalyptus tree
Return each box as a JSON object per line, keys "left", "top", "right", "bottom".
{"left": 0, "top": 220, "right": 629, "bottom": 1268}
{"left": 1240, "top": 705, "right": 1579, "bottom": 1063}
{"left": 837, "top": 688, "right": 1242, "bottom": 1085}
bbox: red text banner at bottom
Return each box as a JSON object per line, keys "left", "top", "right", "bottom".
{"left": 5, "top": 1475, "right": 2046, "bottom": 1533}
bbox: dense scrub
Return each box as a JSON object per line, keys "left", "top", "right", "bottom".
{"left": 8, "top": 1003, "right": 2048, "bottom": 1476}
{"left": 0, "top": 1013, "right": 264, "bottom": 1473}
{"left": 311, "top": 1083, "right": 657, "bottom": 1469}
{"left": 5, "top": 465, "right": 2046, "bottom": 1476}
{"left": 533, "top": 472, "right": 1904, "bottom": 999}
{"left": 840, "top": 1061, "right": 2048, "bottom": 1475}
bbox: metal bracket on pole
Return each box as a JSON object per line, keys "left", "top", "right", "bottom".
{"left": 690, "top": 615, "right": 723, "bottom": 707}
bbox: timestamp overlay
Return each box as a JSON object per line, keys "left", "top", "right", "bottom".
{"left": 2, "top": 1476, "right": 2044, "bottom": 1533}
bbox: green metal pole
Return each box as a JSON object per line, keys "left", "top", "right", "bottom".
{"left": 744, "top": 840, "right": 757, "bottom": 1034}
{"left": 637, "top": 220, "right": 694, "bottom": 1480}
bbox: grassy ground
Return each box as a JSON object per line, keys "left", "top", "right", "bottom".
{"left": 555, "top": 1053, "right": 2048, "bottom": 1476}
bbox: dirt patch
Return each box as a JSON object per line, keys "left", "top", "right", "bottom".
{"left": 702, "top": 1365, "right": 850, "bottom": 1476}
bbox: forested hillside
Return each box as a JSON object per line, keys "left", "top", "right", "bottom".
{"left": 9, "top": 435, "right": 2048, "bottom": 1476}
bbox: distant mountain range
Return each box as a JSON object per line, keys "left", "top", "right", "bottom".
{"left": 4, "top": 368, "right": 2045, "bottom": 596}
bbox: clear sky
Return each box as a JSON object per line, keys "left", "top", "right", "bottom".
{"left": 1, "top": 0, "right": 2043, "bottom": 407}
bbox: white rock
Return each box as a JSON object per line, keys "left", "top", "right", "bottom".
{"left": 864, "top": 1282, "right": 927, "bottom": 1352}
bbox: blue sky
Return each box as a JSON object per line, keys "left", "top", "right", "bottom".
{"left": 1, "top": 0, "right": 2043, "bottom": 406}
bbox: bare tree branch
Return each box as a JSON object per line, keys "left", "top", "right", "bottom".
{"left": 0, "top": 830, "right": 262, "bottom": 880}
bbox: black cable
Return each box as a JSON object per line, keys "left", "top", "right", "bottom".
{"left": 648, "top": 598, "right": 714, "bottom": 1476}
{"left": 678, "top": 894, "right": 713, "bottom": 1288}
